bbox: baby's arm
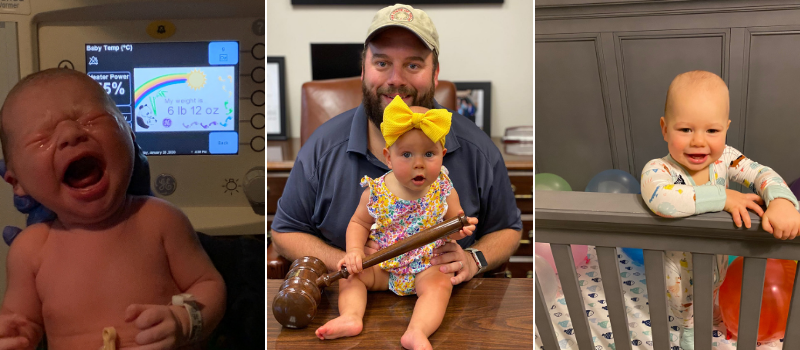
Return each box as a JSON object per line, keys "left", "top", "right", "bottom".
{"left": 642, "top": 156, "right": 764, "bottom": 228}
{"left": 125, "top": 198, "right": 225, "bottom": 348}
{"left": 641, "top": 159, "right": 708, "bottom": 218}
{"left": 443, "top": 189, "right": 478, "bottom": 241}
{"left": 0, "top": 225, "right": 46, "bottom": 350}
{"left": 725, "top": 148, "right": 800, "bottom": 237}
{"left": 724, "top": 147, "right": 799, "bottom": 209}
{"left": 341, "top": 190, "right": 374, "bottom": 274}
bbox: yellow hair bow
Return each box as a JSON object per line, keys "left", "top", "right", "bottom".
{"left": 380, "top": 96, "right": 452, "bottom": 148}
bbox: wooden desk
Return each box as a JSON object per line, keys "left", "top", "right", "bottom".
{"left": 267, "top": 278, "right": 533, "bottom": 349}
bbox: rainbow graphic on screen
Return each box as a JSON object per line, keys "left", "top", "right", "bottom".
{"left": 133, "top": 73, "right": 187, "bottom": 108}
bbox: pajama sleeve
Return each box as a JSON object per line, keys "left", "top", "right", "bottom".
{"left": 641, "top": 159, "right": 726, "bottom": 217}
{"left": 724, "top": 147, "right": 799, "bottom": 210}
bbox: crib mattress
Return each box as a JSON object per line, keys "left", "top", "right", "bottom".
{"left": 535, "top": 246, "right": 785, "bottom": 350}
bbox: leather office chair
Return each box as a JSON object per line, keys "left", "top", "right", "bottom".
{"left": 300, "top": 76, "right": 457, "bottom": 145}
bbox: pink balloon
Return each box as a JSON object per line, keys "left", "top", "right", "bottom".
{"left": 535, "top": 242, "right": 589, "bottom": 273}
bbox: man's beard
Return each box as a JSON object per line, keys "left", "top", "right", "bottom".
{"left": 362, "top": 80, "right": 436, "bottom": 129}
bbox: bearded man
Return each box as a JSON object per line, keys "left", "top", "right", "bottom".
{"left": 270, "top": 4, "right": 522, "bottom": 285}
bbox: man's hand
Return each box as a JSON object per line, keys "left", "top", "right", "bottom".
{"left": 724, "top": 189, "right": 765, "bottom": 228}
{"left": 432, "top": 241, "right": 476, "bottom": 286}
{"left": 762, "top": 198, "right": 800, "bottom": 240}
{"left": 0, "top": 314, "right": 41, "bottom": 350}
{"left": 124, "top": 304, "right": 187, "bottom": 349}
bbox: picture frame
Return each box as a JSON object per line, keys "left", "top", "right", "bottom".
{"left": 267, "top": 56, "right": 287, "bottom": 141}
{"left": 454, "top": 82, "right": 491, "bottom": 136}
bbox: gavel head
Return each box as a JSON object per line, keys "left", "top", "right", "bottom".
{"left": 272, "top": 277, "right": 321, "bottom": 328}
{"left": 272, "top": 256, "right": 329, "bottom": 328}
{"left": 288, "top": 256, "right": 327, "bottom": 278}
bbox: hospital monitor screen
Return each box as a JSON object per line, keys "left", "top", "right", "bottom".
{"left": 85, "top": 41, "right": 239, "bottom": 156}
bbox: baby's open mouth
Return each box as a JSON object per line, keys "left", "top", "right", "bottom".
{"left": 686, "top": 154, "right": 708, "bottom": 164}
{"left": 63, "top": 156, "right": 105, "bottom": 189}
{"left": 412, "top": 175, "right": 425, "bottom": 184}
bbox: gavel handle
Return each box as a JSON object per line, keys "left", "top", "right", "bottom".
{"left": 316, "top": 214, "right": 470, "bottom": 287}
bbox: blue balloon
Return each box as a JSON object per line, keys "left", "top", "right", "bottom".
{"left": 585, "top": 169, "right": 641, "bottom": 194}
{"left": 622, "top": 247, "right": 644, "bottom": 266}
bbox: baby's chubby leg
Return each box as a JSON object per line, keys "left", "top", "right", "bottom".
{"left": 401, "top": 267, "right": 454, "bottom": 350}
{"left": 315, "top": 266, "right": 389, "bottom": 340}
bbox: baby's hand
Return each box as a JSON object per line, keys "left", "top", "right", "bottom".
{"left": 446, "top": 211, "right": 479, "bottom": 241}
{"left": 0, "top": 314, "right": 41, "bottom": 350}
{"left": 724, "top": 189, "right": 765, "bottom": 228}
{"left": 124, "top": 304, "right": 186, "bottom": 349}
{"left": 762, "top": 198, "right": 800, "bottom": 240}
{"left": 338, "top": 250, "right": 367, "bottom": 275}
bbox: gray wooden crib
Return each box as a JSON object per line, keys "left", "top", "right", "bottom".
{"left": 535, "top": 190, "right": 800, "bottom": 350}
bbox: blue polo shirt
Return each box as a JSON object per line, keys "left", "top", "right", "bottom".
{"left": 270, "top": 101, "right": 522, "bottom": 250}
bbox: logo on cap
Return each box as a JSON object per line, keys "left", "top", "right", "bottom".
{"left": 390, "top": 8, "right": 413, "bottom": 22}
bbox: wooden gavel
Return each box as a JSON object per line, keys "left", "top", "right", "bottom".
{"left": 272, "top": 214, "right": 470, "bottom": 328}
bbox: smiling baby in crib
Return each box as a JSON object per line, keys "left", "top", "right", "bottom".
{"left": 0, "top": 68, "right": 226, "bottom": 349}
{"left": 641, "top": 70, "right": 800, "bottom": 349}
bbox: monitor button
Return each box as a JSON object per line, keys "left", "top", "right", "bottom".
{"left": 209, "top": 132, "right": 239, "bottom": 154}
{"left": 251, "top": 113, "right": 265, "bottom": 130}
{"left": 250, "top": 136, "right": 265, "bottom": 152}
{"left": 58, "top": 60, "right": 74, "bottom": 69}
{"left": 251, "top": 90, "right": 265, "bottom": 107}
{"left": 251, "top": 43, "right": 265, "bottom": 60}
{"left": 251, "top": 67, "right": 265, "bottom": 83}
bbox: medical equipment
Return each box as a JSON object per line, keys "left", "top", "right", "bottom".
{"left": 0, "top": 0, "right": 265, "bottom": 237}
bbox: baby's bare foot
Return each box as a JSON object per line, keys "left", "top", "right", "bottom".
{"left": 315, "top": 315, "right": 363, "bottom": 340}
{"left": 401, "top": 329, "right": 432, "bottom": 350}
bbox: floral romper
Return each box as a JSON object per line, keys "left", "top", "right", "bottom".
{"left": 360, "top": 165, "right": 453, "bottom": 296}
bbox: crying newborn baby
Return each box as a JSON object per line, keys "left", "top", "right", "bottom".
{"left": 0, "top": 68, "right": 225, "bottom": 350}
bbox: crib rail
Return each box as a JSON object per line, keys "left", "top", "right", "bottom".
{"left": 536, "top": 191, "right": 800, "bottom": 350}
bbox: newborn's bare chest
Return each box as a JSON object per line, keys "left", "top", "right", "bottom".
{"left": 35, "top": 231, "right": 180, "bottom": 339}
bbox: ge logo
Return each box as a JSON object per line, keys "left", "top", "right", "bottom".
{"left": 163, "top": 118, "right": 172, "bottom": 128}
{"left": 155, "top": 174, "right": 177, "bottom": 196}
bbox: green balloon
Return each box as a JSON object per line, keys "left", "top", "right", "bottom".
{"left": 535, "top": 173, "right": 572, "bottom": 191}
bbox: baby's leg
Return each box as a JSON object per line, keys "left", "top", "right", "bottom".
{"left": 665, "top": 252, "right": 695, "bottom": 350}
{"left": 315, "top": 266, "right": 390, "bottom": 340}
{"left": 400, "top": 267, "right": 454, "bottom": 350}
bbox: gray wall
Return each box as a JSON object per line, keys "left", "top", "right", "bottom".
{"left": 536, "top": 0, "right": 800, "bottom": 192}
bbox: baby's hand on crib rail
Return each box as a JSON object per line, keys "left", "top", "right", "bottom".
{"left": 724, "top": 189, "right": 764, "bottom": 229}
{"left": 445, "top": 211, "right": 479, "bottom": 241}
{"left": 0, "top": 313, "right": 42, "bottom": 350}
{"left": 340, "top": 250, "right": 367, "bottom": 275}
{"left": 762, "top": 198, "right": 800, "bottom": 240}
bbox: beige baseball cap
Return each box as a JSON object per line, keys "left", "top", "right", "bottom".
{"left": 365, "top": 4, "right": 439, "bottom": 55}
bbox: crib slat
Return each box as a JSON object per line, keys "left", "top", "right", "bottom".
{"left": 737, "top": 257, "right": 767, "bottom": 349}
{"left": 596, "top": 246, "right": 632, "bottom": 350}
{"left": 552, "top": 244, "right": 594, "bottom": 349}
{"left": 692, "top": 253, "right": 714, "bottom": 350}
{"left": 643, "top": 250, "right": 671, "bottom": 350}
{"left": 784, "top": 261, "right": 800, "bottom": 349}
{"left": 536, "top": 272, "right": 560, "bottom": 350}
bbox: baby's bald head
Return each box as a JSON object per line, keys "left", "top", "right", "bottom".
{"left": 664, "top": 70, "right": 729, "bottom": 124}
